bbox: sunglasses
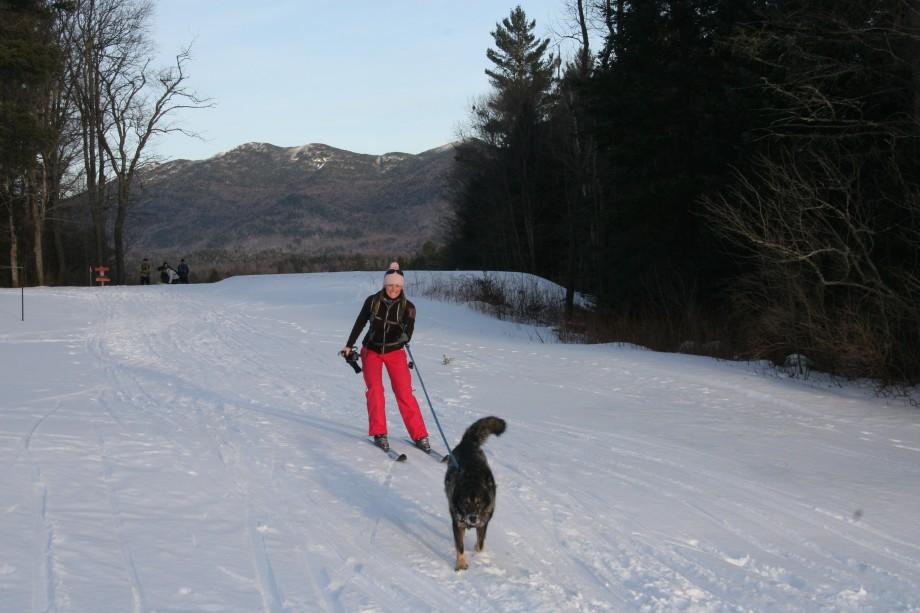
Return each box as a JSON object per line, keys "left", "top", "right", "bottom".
{"left": 385, "top": 268, "right": 404, "bottom": 276}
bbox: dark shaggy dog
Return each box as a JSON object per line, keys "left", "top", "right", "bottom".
{"left": 444, "top": 416, "right": 506, "bottom": 571}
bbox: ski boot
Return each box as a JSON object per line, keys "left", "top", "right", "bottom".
{"left": 414, "top": 436, "right": 431, "bottom": 452}
{"left": 373, "top": 434, "right": 390, "bottom": 452}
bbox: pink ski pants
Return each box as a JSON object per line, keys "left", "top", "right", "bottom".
{"left": 360, "top": 347, "right": 428, "bottom": 440}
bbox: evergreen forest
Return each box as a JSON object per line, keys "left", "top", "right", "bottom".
{"left": 444, "top": 1, "right": 920, "bottom": 385}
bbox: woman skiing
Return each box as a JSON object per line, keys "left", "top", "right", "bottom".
{"left": 340, "top": 262, "right": 430, "bottom": 453}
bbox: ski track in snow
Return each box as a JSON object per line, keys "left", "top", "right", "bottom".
{"left": 1, "top": 273, "right": 919, "bottom": 612}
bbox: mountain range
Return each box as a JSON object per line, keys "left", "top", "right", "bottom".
{"left": 125, "top": 141, "right": 457, "bottom": 270}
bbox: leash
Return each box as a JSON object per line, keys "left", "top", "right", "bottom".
{"left": 404, "top": 341, "right": 459, "bottom": 469}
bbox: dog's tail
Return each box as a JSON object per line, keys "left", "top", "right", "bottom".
{"left": 459, "top": 416, "right": 506, "bottom": 449}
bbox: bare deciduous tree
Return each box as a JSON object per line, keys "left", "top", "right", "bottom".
{"left": 706, "top": 151, "right": 896, "bottom": 298}
{"left": 702, "top": 0, "right": 920, "bottom": 383}
{"left": 68, "top": 0, "right": 141, "bottom": 267}
{"left": 99, "top": 48, "right": 211, "bottom": 283}
{"left": 705, "top": 145, "right": 919, "bottom": 379}
{"left": 66, "top": 0, "right": 209, "bottom": 282}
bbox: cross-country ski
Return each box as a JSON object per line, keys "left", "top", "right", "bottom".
{"left": 403, "top": 439, "right": 449, "bottom": 463}
{"left": 368, "top": 439, "right": 407, "bottom": 462}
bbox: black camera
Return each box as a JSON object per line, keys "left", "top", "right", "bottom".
{"left": 340, "top": 349, "right": 361, "bottom": 374}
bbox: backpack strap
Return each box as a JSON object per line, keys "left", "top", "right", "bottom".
{"left": 397, "top": 293, "right": 407, "bottom": 324}
{"left": 371, "top": 292, "right": 407, "bottom": 323}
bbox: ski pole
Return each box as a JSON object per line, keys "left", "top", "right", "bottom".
{"left": 404, "top": 342, "right": 458, "bottom": 469}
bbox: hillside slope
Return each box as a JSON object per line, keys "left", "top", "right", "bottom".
{"left": 127, "top": 143, "right": 455, "bottom": 261}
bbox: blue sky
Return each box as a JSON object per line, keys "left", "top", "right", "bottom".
{"left": 149, "top": 1, "right": 571, "bottom": 161}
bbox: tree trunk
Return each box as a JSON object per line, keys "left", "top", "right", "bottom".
{"left": 500, "top": 168, "right": 525, "bottom": 269}
{"left": 517, "top": 133, "right": 538, "bottom": 272}
{"left": 8, "top": 201, "right": 20, "bottom": 288}
{"left": 79, "top": 26, "right": 109, "bottom": 268}
{"left": 576, "top": 0, "right": 590, "bottom": 75}
{"left": 30, "top": 166, "right": 46, "bottom": 286}
{"left": 44, "top": 150, "right": 67, "bottom": 282}
{"left": 113, "top": 178, "right": 129, "bottom": 284}
{"left": 614, "top": 0, "right": 625, "bottom": 61}
{"left": 95, "top": 131, "right": 108, "bottom": 266}
{"left": 563, "top": 0, "right": 593, "bottom": 319}
{"left": 42, "top": 28, "right": 75, "bottom": 285}
{"left": 81, "top": 108, "right": 104, "bottom": 267}
{"left": 51, "top": 202, "right": 67, "bottom": 283}
{"left": 565, "top": 215, "right": 577, "bottom": 318}
{"left": 598, "top": 0, "right": 622, "bottom": 67}
{"left": 87, "top": 177, "right": 106, "bottom": 267}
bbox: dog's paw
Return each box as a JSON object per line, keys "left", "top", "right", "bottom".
{"left": 455, "top": 554, "right": 468, "bottom": 571}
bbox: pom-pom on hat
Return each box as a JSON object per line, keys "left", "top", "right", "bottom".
{"left": 383, "top": 261, "right": 405, "bottom": 288}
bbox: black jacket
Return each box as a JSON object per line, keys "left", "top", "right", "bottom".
{"left": 346, "top": 291, "right": 416, "bottom": 353}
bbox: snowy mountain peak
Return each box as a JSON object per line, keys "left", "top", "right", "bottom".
{"left": 130, "top": 140, "right": 456, "bottom": 260}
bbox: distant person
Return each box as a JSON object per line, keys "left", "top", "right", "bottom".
{"left": 139, "top": 258, "right": 151, "bottom": 285}
{"left": 177, "top": 258, "right": 190, "bottom": 284}
{"left": 340, "top": 262, "right": 430, "bottom": 453}
{"left": 158, "top": 261, "right": 170, "bottom": 284}
{"left": 158, "top": 261, "right": 179, "bottom": 284}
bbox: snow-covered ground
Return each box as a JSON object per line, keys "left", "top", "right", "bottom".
{"left": 1, "top": 272, "right": 919, "bottom": 612}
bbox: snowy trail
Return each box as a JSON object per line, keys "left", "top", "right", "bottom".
{"left": 461, "top": 343, "right": 920, "bottom": 610}
{"left": 1, "top": 272, "right": 919, "bottom": 612}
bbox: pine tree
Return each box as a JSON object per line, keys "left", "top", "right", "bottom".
{"left": 483, "top": 6, "right": 555, "bottom": 144}
{"left": 585, "top": 1, "right": 760, "bottom": 313}
{"left": 448, "top": 6, "right": 559, "bottom": 274}
{"left": 0, "top": 0, "right": 60, "bottom": 287}
{"left": 0, "top": 0, "right": 58, "bottom": 175}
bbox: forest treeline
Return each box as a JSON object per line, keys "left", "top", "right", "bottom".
{"left": 1, "top": 0, "right": 206, "bottom": 286}
{"left": 442, "top": 1, "right": 920, "bottom": 385}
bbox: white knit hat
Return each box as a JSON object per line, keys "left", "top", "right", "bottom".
{"left": 383, "top": 261, "right": 405, "bottom": 288}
